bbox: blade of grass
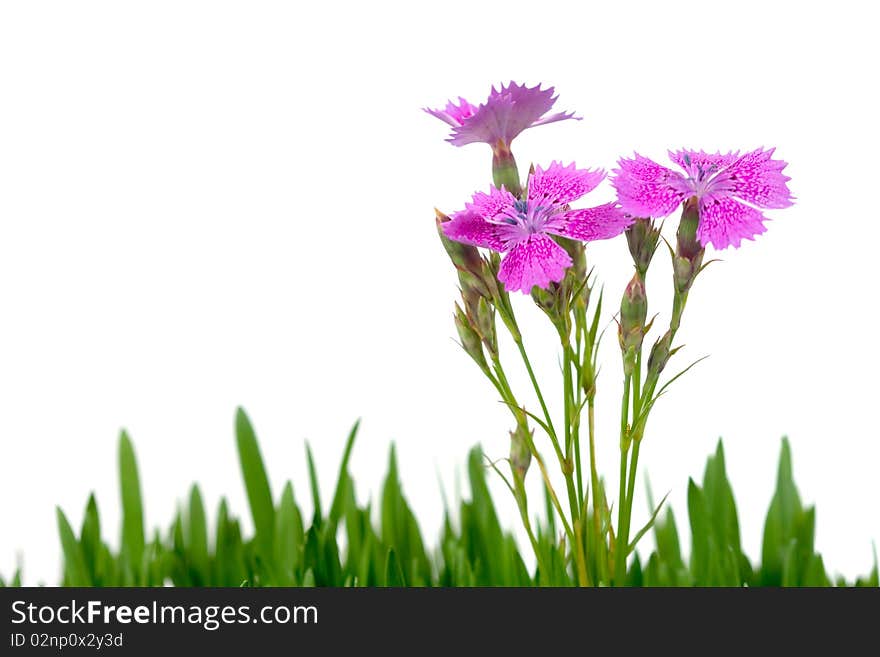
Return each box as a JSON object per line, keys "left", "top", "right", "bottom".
{"left": 118, "top": 430, "right": 145, "bottom": 570}
{"left": 235, "top": 407, "right": 275, "bottom": 562}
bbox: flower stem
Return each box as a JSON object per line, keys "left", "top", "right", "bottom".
{"left": 513, "top": 474, "right": 549, "bottom": 583}
{"left": 614, "top": 373, "right": 632, "bottom": 585}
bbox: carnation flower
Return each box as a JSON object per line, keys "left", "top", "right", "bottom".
{"left": 612, "top": 148, "right": 793, "bottom": 249}
{"left": 442, "top": 162, "right": 631, "bottom": 293}
{"left": 425, "top": 82, "right": 578, "bottom": 149}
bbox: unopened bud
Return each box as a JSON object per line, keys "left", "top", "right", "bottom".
{"left": 475, "top": 296, "right": 498, "bottom": 359}
{"left": 647, "top": 330, "right": 673, "bottom": 377}
{"left": 454, "top": 303, "right": 488, "bottom": 371}
{"left": 509, "top": 423, "right": 533, "bottom": 479}
{"left": 436, "top": 210, "right": 483, "bottom": 280}
{"left": 619, "top": 272, "right": 648, "bottom": 375}
{"left": 560, "top": 236, "right": 587, "bottom": 283}
{"left": 531, "top": 283, "right": 558, "bottom": 313}
{"left": 532, "top": 281, "right": 568, "bottom": 333}
{"left": 619, "top": 273, "right": 647, "bottom": 347}
{"left": 673, "top": 197, "right": 705, "bottom": 296}
{"left": 626, "top": 217, "right": 661, "bottom": 279}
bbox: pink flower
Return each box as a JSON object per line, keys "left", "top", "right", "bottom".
{"left": 425, "top": 82, "right": 578, "bottom": 149}
{"left": 612, "top": 148, "right": 793, "bottom": 249}
{"left": 442, "top": 162, "right": 632, "bottom": 293}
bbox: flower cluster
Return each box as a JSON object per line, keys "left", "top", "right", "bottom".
{"left": 427, "top": 81, "right": 795, "bottom": 587}
{"left": 427, "top": 82, "right": 793, "bottom": 291}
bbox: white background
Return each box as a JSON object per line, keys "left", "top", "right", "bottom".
{"left": 1, "top": 1, "right": 878, "bottom": 584}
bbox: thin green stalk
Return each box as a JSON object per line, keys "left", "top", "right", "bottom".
{"left": 513, "top": 475, "right": 549, "bottom": 583}
{"left": 561, "top": 337, "right": 580, "bottom": 530}
{"left": 587, "top": 400, "right": 601, "bottom": 541}
{"left": 490, "top": 353, "right": 575, "bottom": 553}
{"left": 623, "top": 438, "right": 642, "bottom": 552}
{"left": 515, "top": 339, "right": 558, "bottom": 445}
{"left": 614, "top": 373, "right": 631, "bottom": 585}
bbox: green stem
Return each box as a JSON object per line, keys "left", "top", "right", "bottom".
{"left": 614, "top": 373, "right": 631, "bottom": 585}
{"left": 561, "top": 337, "right": 580, "bottom": 529}
{"left": 623, "top": 438, "right": 642, "bottom": 552}
{"left": 515, "top": 338, "right": 564, "bottom": 463}
{"left": 513, "top": 475, "right": 549, "bottom": 583}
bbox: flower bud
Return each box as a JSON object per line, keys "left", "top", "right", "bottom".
{"left": 454, "top": 303, "right": 488, "bottom": 372}
{"left": 619, "top": 273, "right": 647, "bottom": 347}
{"left": 647, "top": 330, "right": 673, "bottom": 378}
{"left": 619, "top": 272, "right": 648, "bottom": 375}
{"left": 560, "top": 236, "right": 587, "bottom": 283}
{"left": 531, "top": 281, "right": 568, "bottom": 333}
{"left": 509, "top": 423, "right": 533, "bottom": 479}
{"left": 625, "top": 217, "right": 661, "bottom": 279}
{"left": 436, "top": 210, "right": 483, "bottom": 280}
{"left": 475, "top": 296, "right": 498, "bottom": 359}
{"left": 673, "top": 197, "right": 705, "bottom": 295}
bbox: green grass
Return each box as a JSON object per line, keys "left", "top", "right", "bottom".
{"left": 1, "top": 407, "right": 876, "bottom": 587}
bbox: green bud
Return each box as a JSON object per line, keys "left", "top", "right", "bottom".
{"left": 509, "top": 423, "right": 533, "bottom": 479}
{"left": 619, "top": 272, "right": 647, "bottom": 351}
{"left": 672, "top": 197, "right": 705, "bottom": 297}
{"left": 531, "top": 281, "right": 569, "bottom": 334}
{"left": 436, "top": 210, "right": 483, "bottom": 280}
{"left": 475, "top": 296, "right": 498, "bottom": 359}
{"left": 560, "top": 236, "right": 587, "bottom": 283}
{"left": 675, "top": 197, "right": 702, "bottom": 261}
{"left": 647, "top": 330, "right": 673, "bottom": 377}
{"left": 626, "top": 217, "right": 661, "bottom": 279}
{"left": 454, "top": 303, "right": 488, "bottom": 372}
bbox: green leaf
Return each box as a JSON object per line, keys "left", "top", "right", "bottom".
{"left": 186, "top": 484, "right": 209, "bottom": 585}
{"left": 761, "top": 438, "right": 803, "bottom": 586}
{"left": 687, "top": 478, "right": 710, "bottom": 583}
{"left": 57, "top": 507, "right": 91, "bottom": 587}
{"left": 79, "top": 494, "right": 102, "bottom": 584}
{"left": 275, "top": 481, "right": 304, "bottom": 584}
{"left": 628, "top": 491, "right": 670, "bottom": 554}
{"left": 384, "top": 548, "right": 406, "bottom": 587}
{"left": 305, "top": 442, "right": 322, "bottom": 525}
{"left": 328, "top": 420, "right": 359, "bottom": 525}
{"left": 119, "top": 430, "right": 145, "bottom": 569}
{"left": 235, "top": 408, "right": 275, "bottom": 562}
{"left": 214, "top": 498, "right": 246, "bottom": 587}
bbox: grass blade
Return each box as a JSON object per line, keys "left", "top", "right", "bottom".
{"left": 235, "top": 407, "right": 275, "bottom": 561}
{"left": 118, "top": 430, "right": 145, "bottom": 572}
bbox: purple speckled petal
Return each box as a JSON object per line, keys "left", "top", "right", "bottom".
{"left": 441, "top": 210, "right": 509, "bottom": 251}
{"left": 547, "top": 203, "right": 634, "bottom": 242}
{"left": 612, "top": 153, "right": 691, "bottom": 219}
{"left": 497, "top": 234, "right": 572, "bottom": 294}
{"left": 669, "top": 149, "right": 740, "bottom": 179}
{"left": 697, "top": 194, "right": 768, "bottom": 249}
{"left": 464, "top": 185, "right": 518, "bottom": 222}
{"left": 528, "top": 161, "right": 605, "bottom": 206}
{"left": 713, "top": 147, "right": 794, "bottom": 209}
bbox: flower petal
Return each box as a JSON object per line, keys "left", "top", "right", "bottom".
{"left": 697, "top": 195, "right": 768, "bottom": 249}
{"left": 423, "top": 97, "right": 477, "bottom": 128}
{"left": 669, "top": 149, "right": 740, "bottom": 179}
{"left": 715, "top": 147, "right": 794, "bottom": 209}
{"left": 447, "top": 82, "right": 577, "bottom": 147}
{"left": 464, "top": 186, "right": 518, "bottom": 222}
{"left": 528, "top": 161, "right": 605, "bottom": 206}
{"left": 441, "top": 210, "right": 509, "bottom": 251}
{"left": 612, "top": 153, "right": 690, "bottom": 219}
{"left": 547, "top": 203, "right": 633, "bottom": 242}
{"left": 497, "top": 234, "right": 572, "bottom": 294}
